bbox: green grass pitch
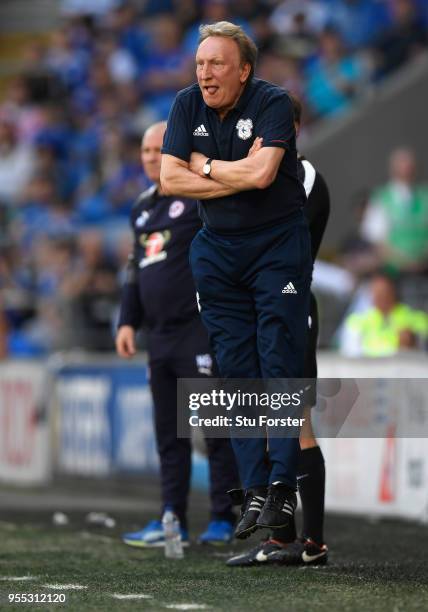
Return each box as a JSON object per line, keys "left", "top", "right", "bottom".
{"left": 1, "top": 486, "right": 428, "bottom": 611}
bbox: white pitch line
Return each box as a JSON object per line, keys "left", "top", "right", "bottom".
{"left": 165, "top": 605, "right": 210, "bottom": 610}
{"left": 44, "top": 584, "right": 88, "bottom": 590}
{"left": 111, "top": 594, "right": 154, "bottom": 600}
{"left": 0, "top": 576, "right": 37, "bottom": 582}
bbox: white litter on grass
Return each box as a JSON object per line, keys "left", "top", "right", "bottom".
{"left": 165, "top": 605, "right": 210, "bottom": 610}
{"left": 111, "top": 594, "right": 154, "bottom": 600}
{"left": 0, "top": 521, "right": 17, "bottom": 531}
{"left": 44, "top": 584, "right": 88, "bottom": 590}
{"left": 0, "top": 576, "right": 37, "bottom": 582}
{"left": 79, "top": 531, "right": 114, "bottom": 544}
{"left": 52, "top": 511, "right": 70, "bottom": 526}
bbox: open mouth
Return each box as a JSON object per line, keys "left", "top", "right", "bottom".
{"left": 204, "top": 86, "right": 219, "bottom": 95}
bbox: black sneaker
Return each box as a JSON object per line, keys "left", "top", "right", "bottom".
{"left": 226, "top": 538, "right": 286, "bottom": 567}
{"left": 256, "top": 482, "right": 296, "bottom": 530}
{"left": 268, "top": 537, "right": 328, "bottom": 565}
{"left": 232, "top": 487, "right": 267, "bottom": 540}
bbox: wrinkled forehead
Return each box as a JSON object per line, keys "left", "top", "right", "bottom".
{"left": 196, "top": 35, "right": 241, "bottom": 63}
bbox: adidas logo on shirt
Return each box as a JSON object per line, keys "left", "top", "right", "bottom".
{"left": 282, "top": 282, "right": 298, "bottom": 294}
{"left": 193, "top": 124, "right": 209, "bottom": 136}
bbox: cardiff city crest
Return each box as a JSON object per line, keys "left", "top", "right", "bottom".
{"left": 236, "top": 118, "right": 253, "bottom": 140}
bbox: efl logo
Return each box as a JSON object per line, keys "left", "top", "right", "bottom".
{"left": 135, "top": 211, "right": 150, "bottom": 228}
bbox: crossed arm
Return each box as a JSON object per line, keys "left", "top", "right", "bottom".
{"left": 160, "top": 138, "right": 285, "bottom": 199}
{"left": 197, "top": 145, "right": 285, "bottom": 191}
{"left": 160, "top": 154, "right": 239, "bottom": 199}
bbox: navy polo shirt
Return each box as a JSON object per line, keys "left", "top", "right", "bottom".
{"left": 162, "top": 78, "right": 306, "bottom": 234}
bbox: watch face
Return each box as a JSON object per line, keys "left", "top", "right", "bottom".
{"left": 203, "top": 163, "right": 210, "bottom": 175}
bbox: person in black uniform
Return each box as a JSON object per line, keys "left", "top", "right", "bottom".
{"left": 161, "top": 22, "right": 312, "bottom": 539}
{"left": 117, "top": 121, "right": 239, "bottom": 547}
{"left": 226, "top": 94, "right": 330, "bottom": 566}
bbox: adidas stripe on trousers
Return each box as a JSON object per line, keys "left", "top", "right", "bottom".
{"left": 189, "top": 211, "right": 313, "bottom": 489}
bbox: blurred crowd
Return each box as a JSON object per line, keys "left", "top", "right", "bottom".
{"left": 0, "top": 0, "right": 428, "bottom": 356}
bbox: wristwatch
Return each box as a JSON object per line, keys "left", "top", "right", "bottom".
{"left": 202, "top": 158, "right": 213, "bottom": 178}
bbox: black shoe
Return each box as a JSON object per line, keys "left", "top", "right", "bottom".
{"left": 256, "top": 482, "right": 296, "bottom": 530}
{"left": 268, "top": 537, "right": 328, "bottom": 565}
{"left": 226, "top": 538, "right": 286, "bottom": 567}
{"left": 232, "top": 487, "right": 267, "bottom": 540}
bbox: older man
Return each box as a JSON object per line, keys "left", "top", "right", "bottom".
{"left": 117, "top": 121, "right": 239, "bottom": 546}
{"left": 226, "top": 95, "right": 330, "bottom": 566}
{"left": 161, "top": 22, "right": 312, "bottom": 539}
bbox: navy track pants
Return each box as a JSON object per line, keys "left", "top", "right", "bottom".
{"left": 189, "top": 212, "right": 312, "bottom": 489}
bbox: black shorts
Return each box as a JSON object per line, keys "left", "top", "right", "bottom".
{"left": 303, "top": 292, "right": 318, "bottom": 407}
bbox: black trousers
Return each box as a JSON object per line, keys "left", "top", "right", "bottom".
{"left": 148, "top": 317, "right": 239, "bottom": 529}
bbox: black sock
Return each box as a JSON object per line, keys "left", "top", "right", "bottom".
{"left": 297, "top": 446, "right": 325, "bottom": 546}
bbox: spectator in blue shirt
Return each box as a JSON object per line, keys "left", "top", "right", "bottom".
{"left": 326, "top": 0, "right": 391, "bottom": 50}
{"left": 304, "top": 27, "right": 368, "bottom": 118}
{"left": 140, "top": 16, "right": 194, "bottom": 119}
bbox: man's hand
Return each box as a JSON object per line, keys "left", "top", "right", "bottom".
{"left": 116, "top": 325, "right": 137, "bottom": 358}
{"left": 161, "top": 154, "right": 239, "bottom": 199}
{"left": 189, "top": 151, "right": 208, "bottom": 177}
{"left": 209, "top": 144, "right": 285, "bottom": 190}
{"left": 187, "top": 136, "right": 282, "bottom": 191}
{"left": 189, "top": 137, "right": 263, "bottom": 177}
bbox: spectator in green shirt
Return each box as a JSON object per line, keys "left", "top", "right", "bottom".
{"left": 361, "top": 148, "right": 428, "bottom": 274}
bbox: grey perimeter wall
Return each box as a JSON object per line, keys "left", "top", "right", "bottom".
{"left": 302, "top": 52, "right": 428, "bottom": 251}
